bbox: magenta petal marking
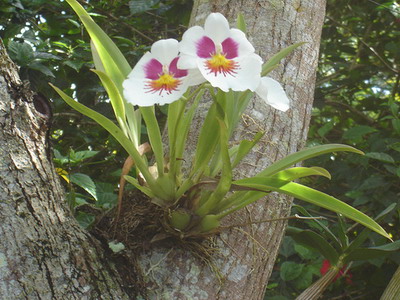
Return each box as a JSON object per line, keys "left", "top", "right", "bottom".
{"left": 143, "top": 58, "right": 163, "bottom": 80}
{"left": 196, "top": 36, "right": 215, "bottom": 58}
{"left": 222, "top": 38, "right": 239, "bottom": 59}
{"left": 169, "top": 57, "right": 188, "bottom": 78}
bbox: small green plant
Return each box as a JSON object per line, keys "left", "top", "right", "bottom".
{"left": 51, "top": 0, "right": 391, "bottom": 240}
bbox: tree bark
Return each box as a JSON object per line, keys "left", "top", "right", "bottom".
{"left": 0, "top": 40, "right": 128, "bottom": 299}
{"left": 134, "top": 1, "right": 326, "bottom": 299}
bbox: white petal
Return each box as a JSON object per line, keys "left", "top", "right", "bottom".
{"left": 229, "top": 28, "right": 256, "bottom": 57}
{"left": 204, "top": 13, "right": 231, "bottom": 44}
{"left": 177, "top": 53, "right": 198, "bottom": 69}
{"left": 179, "top": 26, "right": 205, "bottom": 57}
{"left": 186, "top": 68, "right": 206, "bottom": 86}
{"left": 255, "top": 77, "right": 290, "bottom": 111}
{"left": 151, "top": 39, "right": 179, "bottom": 65}
{"left": 127, "top": 52, "right": 153, "bottom": 80}
{"left": 197, "top": 53, "right": 262, "bottom": 92}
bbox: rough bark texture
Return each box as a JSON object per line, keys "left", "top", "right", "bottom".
{"left": 0, "top": 40, "right": 128, "bottom": 299}
{"left": 135, "top": 1, "right": 326, "bottom": 299}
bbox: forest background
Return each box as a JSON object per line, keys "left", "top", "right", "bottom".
{"left": 0, "top": 0, "right": 399, "bottom": 298}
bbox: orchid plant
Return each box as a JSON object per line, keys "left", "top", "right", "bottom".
{"left": 52, "top": 0, "right": 391, "bottom": 241}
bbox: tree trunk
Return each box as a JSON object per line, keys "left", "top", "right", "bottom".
{"left": 134, "top": 1, "right": 326, "bottom": 299}
{"left": 0, "top": 40, "right": 128, "bottom": 299}
{"left": 0, "top": 0, "right": 325, "bottom": 298}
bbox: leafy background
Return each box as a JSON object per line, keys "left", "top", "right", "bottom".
{"left": 1, "top": 0, "right": 399, "bottom": 298}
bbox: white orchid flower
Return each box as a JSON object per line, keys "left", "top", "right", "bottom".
{"left": 178, "top": 13, "right": 262, "bottom": 92}
{"left": 123, "top": 39, "right": 201, "bottom": 106}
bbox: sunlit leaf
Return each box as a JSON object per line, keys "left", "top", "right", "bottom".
{"left": 257, "top": 144, "right": 363, "bottom": 177}
{"left": 234, "top": 177, "right": 391, "bottom": 240}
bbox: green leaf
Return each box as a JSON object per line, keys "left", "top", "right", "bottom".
{"left": 196, "top": 118, "right": 232, "bottom": 217}
{"left": 140, "top": 106, "right": 164, "bottom": 176}
{"left": 270, "top": 166, "right": 331, "bottom": 181}
{"left": 50, "top": 84, "right": 154, "bottom": 186}
{"left": 34, "top": 52, "right": 62, "bottom": 60}
{"left": 129, "top": 0, "right": 160, "bottom": 15}
{"left": 75, "top": 212, "right": 95, "bottom": 229}
{"left": 365, "top": 152, "right": 395, "bottom": 163}
{"left": 392, "top": 119, "right": 400, "bottom": 133}
{"left": 343, "top": 125, "right": 377, "bottom": 141}
{"left": 234, "top": 177, "right": 391, "bottom": 240}
{"left": 63, "top": 60, "right": 85, "bottom": 72}
{"left": 293, "top": 265, "right": 316, "bottom": 290}
{"left": 8, "top": 41, "right": 34, "bottom": 65}
{"left": 345, "top": 203, "right": 397, "bottom": 255}
{"left": 280, "top": 262, "right": 304, "bottom": 281}
{"left": 231, "top": 132, "right": 263, "bottom": 168}
{"left": 91, "top": 69, "right": 126, "bottom": 128}
{"left": 66, "top": 0, "right": 131, "bottom": 88}
{"left": 71, "top": 150, "right": 99, "bottom": 162}
{"left": 292, "top": 205, "right": 342, "bottom": 250}
{"left": 389, "top": 142, "right": 400, "bottom": 152}
{"left": 191, "top": 102, "right": 220, "bottom": 176}
{"left": 317, "top": 121, "right": 334, "bottom": 137}
{"left": 28, "top": 62, "right": 55, "bottom": 77}
{"left": 124, "top": 175, "right": 155, "bottom": 199}
{"left": 257, "top": 144, "right": 363, "bottom": 178}
{"left": 176, "top": 95, "right": 202, "bottom": 151}
{"left": 337, "top": 213, "right": 349, "bottom": 248}
{"left": 262, "top": 42, "right": 305, "bottom": 76}
{"left": 286, "top": 227, "right": 340, "bottom": 263}
{"left": 69, "top": 173, "right": 97, "bottom": 200}
{"left": 236, "top": 13, "right": 247, "bottom": 33}
{"left": 345, "top": 240, "right": 400, "bottom": 261}
{"left": 95, "top": 182, "right": 117, "bottom": 209}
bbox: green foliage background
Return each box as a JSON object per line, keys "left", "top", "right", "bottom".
{"left": 1, "top": 0, "right": 399, "bottom": 298}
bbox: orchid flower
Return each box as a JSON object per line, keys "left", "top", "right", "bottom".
{"left": 255, "top": 77, "right": 290, "bottom": 112}
{"left": 178, "top": 13, "right": 262, "bottom": 92}
{"left": 123, "top": 39, "right": 201, "bottom": 106}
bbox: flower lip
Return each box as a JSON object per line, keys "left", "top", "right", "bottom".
{"left": 143, "top": 57, "right": 188, "bottom": 95}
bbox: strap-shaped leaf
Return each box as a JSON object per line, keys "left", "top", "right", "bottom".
{"left": 190, "top": 102, "right": 220, "bottom": 177}
{"left": 345, "top": 240, "right": 400, "bottom": 262}
{"left": 231, "top": 132, "right": 264, "bottom": 169}
{"left": 262, "top": 42, "right": 305, "bottom": 76}
{"left": 257, "top": 144, "right": 364, "bottom": 178}
{"left": 236, "top": 13, "right": 247, "bottom": 33}
{"left": 196, "top": 118, "right": 232, "bottom": 217}
{"left": 233, "top": 177, "right": 391, "bottom": 240}
{"left": 345, "top": 203, "right": 397, "bottom": 255}
{"left": 124, "top": 175, "right": 155, "bottom": 199}
{"left": 140, "top": 106, "right": 164, "bottom": 176}
{"left": 270, "top": 166, "right": 331, "bottom": 181}
{"left": 91, "top": 69, "right": 126, "bottom": 127}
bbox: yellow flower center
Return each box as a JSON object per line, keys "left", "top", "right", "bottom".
{"left": 147, "top": 72, "right": 180, "bottom": 95}
{"left": 206, "top": 53, "right": 238, "bottom": 77}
